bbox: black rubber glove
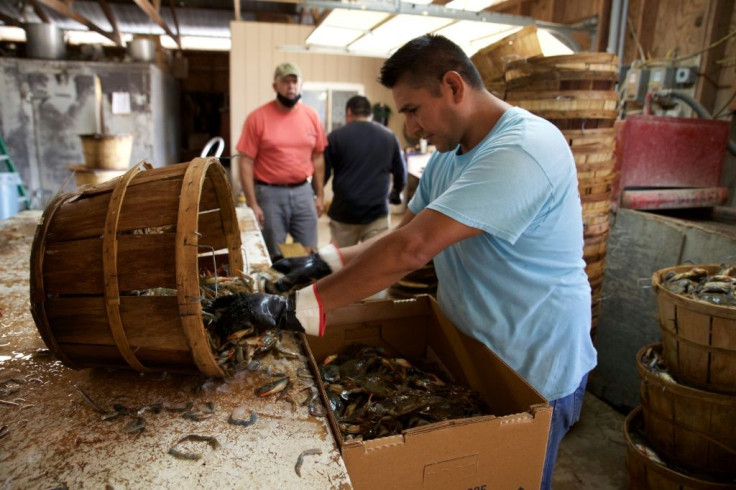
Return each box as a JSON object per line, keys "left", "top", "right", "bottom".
{"left": 269, "top": 253, "right": 332, "bottom": 293}
{"left": 389, "top": 188, "right": 402, "bottom": 205}
{"left": 212, "top": 292, "right": 303, "bottom": 337}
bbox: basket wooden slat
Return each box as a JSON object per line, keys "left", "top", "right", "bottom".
{"left": 30, "top": 157, "right": 242, "bottom": 377}
{"left": 505, "top": 52, "right": 619, "bottom": 80}
{"left": 547, "top": 118, "right": 616, "bottom": 130}
{"left": 562, "top": 128, "right": 616, "bottom": 148}
{"left": 585, "top": 257, "right": 606, "bottom": 281}
{"left": 571, "top": 144, "right": 615, "bottom": 164}
{"left": 46, "top": 297, "right": 188, "bottom": 350}
{"left": 506, "top": 89, "right": 618, "bottom": 108}
{"left": 579, "top": 172, "right": 619, "bottom": 196}
{"left": 505, "top": 70, "right": 619, "bottom": 92}
{"left": 583, "top": 212, "right": 611, "bottom": 237}
{"left": 583, "top": 232, "right": 609, "bottom": 262}
{"left": 652, "top": 264, "right": 736, "bottom": 394}
{"left": 637, "top": 344, "right": 736, "bottom": 479}
{"left": 576, "top": 163, "right": 616, "bottom": 180}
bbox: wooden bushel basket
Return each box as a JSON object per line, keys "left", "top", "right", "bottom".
{"left": 636, "top": 344, "right": 736, "bottom": 480}
{"left": 652, "top": 264, "right": 736, "bottom": 394}
{"left": 30, "top": 158, "right": 242, "bottom": 377}
{"left": 625, "top": 406, "right": 736, "bottom": 490}
{"left": 470, "top": 24, "right": 542, "bottom": 85}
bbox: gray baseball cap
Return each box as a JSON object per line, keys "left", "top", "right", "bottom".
{"left": 274, "top": 62, "right": 301, "bottom": 82}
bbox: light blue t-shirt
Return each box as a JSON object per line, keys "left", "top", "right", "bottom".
{"left": 408, "top": 107, "right": 597, "bottom": 401}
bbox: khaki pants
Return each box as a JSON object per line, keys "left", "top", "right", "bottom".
{"left": 329, "top": 215, "right": 390, "bottom": 247}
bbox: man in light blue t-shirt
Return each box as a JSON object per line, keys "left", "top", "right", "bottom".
{"left": 231, "top": 34, "right": 597, "bottom": 489}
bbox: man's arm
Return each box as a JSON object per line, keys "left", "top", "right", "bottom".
{"left": 237, "top": 154, "right": 263, "bottom": 226}
{"left": 316, "top": 208, "right": 482, "bottom": 309}
{"left": 312, "top": 152, "right": 325, "bottom": 217}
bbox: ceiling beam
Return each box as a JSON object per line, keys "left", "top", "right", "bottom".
{"left": 35, "top": 0, "right": 121, "bottom": 45}
{"left": 28, "top": 0, "right": 51, "bottom": 23}
{"left": 98, "top": 0, "right": 124, "bottom": 46}
{"left": 234, "top": 0, "right": 242, "bottom": 21}
{"left": 0, "top": 11, "right": 23, "bottom": 28}
{"left": 132, "top": 0, "right": 181, "bottom": 49}
{"left": 168, "top": 0, "right": 181, "bottom": 51}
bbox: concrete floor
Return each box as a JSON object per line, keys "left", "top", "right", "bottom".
{"left": 315, "top": 213, "right": 631, "bottom": 488}
{"left": 554, "top": 392, "right": 628, "bottom": 489}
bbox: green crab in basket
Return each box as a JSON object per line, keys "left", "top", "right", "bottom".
{"left": 661, "top": 264, "right": 736, "bottom": 306}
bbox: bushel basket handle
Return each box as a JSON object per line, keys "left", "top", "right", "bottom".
{"left": 102, "top": 161, "right": 154, "bottom": 372}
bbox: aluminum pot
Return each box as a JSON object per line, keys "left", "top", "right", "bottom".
{"left": 127, "top": 38, "right": 156, "bottom": 62}
{"left": 25, "top": 23, "right": 66, "bottom": 60}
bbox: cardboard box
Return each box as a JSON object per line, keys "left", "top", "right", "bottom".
{"left": 303, "top": 296, "right": 552, "bottom": 490}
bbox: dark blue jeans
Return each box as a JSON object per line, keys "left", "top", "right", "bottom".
{"left": 541, "top": 373, "right": 588, "bottom": 489}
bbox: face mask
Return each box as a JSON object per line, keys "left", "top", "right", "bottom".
{"left": 277, "top": 93, "right": 301, "bottom": 108}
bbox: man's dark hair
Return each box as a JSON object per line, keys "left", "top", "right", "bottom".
{"left": 346, "top": 95, "right": 372, "bottom": 117}
{"left": 379, "top": 34, "right": 484, "bottom": 93}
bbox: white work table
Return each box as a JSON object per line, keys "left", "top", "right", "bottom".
{"left": 0, "top": 208, "right": 351, "bottom": 489}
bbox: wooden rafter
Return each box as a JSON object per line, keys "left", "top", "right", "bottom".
{"left": 168, "top": 0, "right": 181, "bottom": 51}
{"left": 98, "top": 0, "right": 124, "bottom": 46}
{"left": 0, "top": 11, "right": 23, "bottom": 28}
{"left": 132, "top": 0, "right": 181, "bottom": 49}
{"left": 28, "top": 0, "right": 51, "bottom": 23}
{"left": 35, "top": 0, "right": 121, "bottom": 45}
{"left": 234, "top": 0, "right": 241, "bottom": 21}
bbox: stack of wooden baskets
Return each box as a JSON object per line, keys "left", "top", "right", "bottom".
{"left": 500, "top": 53, "right": 620, "bottom": 338}
{"left": 623, "top": 264, "right": 736, "bottom": 489}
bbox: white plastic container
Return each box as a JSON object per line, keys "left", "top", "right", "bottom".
{"left": 0, "top": 172, "right": 21, "bottom": 220}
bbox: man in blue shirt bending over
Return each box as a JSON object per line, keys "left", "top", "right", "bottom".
{"left": 231, "top": 34, "right": 597, "bottom": 489}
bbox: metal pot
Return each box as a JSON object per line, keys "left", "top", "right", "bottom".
{"left": 25, "top": 23, "right": 66, "bottom": 60}
{"left": 127, "top": 38, "right": 156, "bottom": 62}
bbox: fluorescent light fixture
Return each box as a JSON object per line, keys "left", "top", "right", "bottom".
{"left": 306, "top": 25, "right": 365, "bottom": 47}
{"left": 320, "top": 8, "right": 390, "bottom": 29}
{"left": 160, "top": 35, "right": 231, "bottom": 51}
{"left": 401, "top": 0, "right": 434, "bottom": 4}
{"left": 435, "top": 20, "right": 516, "bottom": 55}
{"left": 0, "top": 26, "right": 25, "bottom": 42}
{"left": 348, "top": 14, "right": 454, "bottom": 55}
{"left": 305, "top": 8, "right": 389, "bottom": 48}
{"left": 444, "top": 0, "right": 495, "bottom": 12}
{"left": 65, "top": 30, "right": 120, "bottom": 46}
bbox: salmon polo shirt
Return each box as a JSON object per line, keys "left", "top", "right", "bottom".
{"left": 236, "top": 101, "right": 327, "bottom": 184}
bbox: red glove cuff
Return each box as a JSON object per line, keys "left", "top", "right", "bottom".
{"left": 295, "top": 284, "right": 326, "bottom": 336}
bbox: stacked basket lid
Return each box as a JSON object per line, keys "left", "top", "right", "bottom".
{"left": 501, "top": 52, "right": 620, "bottom": 338}
{"left": 470, "top": 24, "right": 543, "bottom": 100}
{"left": 624, "top": 264, "right": 736, "bottom": 489}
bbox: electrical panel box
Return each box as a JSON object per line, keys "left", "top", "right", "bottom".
{"left": 648, "top": 66, "right": 676, "bottom": 92}
{"left": 623, "top": 68, "right": 650, "bottom": 103}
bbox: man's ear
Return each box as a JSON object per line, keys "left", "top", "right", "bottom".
{"left": 443, "top": 71, "right": 465, "bottom": 103}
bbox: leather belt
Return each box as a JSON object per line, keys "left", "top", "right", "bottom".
{"left": 255, "top": 179, "right": 308, "bottom": 188}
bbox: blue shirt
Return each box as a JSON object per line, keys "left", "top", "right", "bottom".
{"left": 408, "top": 107, "right": 597, "bottom": 400}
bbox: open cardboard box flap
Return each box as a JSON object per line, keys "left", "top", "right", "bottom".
{"left": 303, "top": 295, "right": 552, "bottom": 490}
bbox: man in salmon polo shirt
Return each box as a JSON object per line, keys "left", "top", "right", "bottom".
{"left": 236, "top": 62, "right": 328, "bottom": 260}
